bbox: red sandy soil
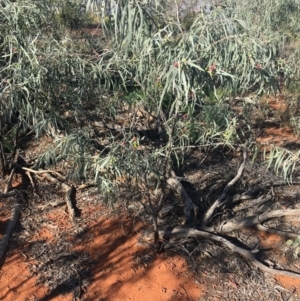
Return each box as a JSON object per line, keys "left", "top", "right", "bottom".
{"left": 256, "top": 230, "right": 300, "bottom": 289}
{"left": 0, "top": 201, "right": 204, "bottom": 301}
{"left": 1, "top": 184, "right": 300, "bottom": 301}
{"left": 256, "top": 96, "right": 299, "bottom": 147}
{"left": 256, "top": 126, "right": 298, "bottom": 146}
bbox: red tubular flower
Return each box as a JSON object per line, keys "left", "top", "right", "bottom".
{"left": 181, "top": 113, "right": 187, "bottom": 119}
{"left": 209, "top": 63, "right": 216, "bottom": 72}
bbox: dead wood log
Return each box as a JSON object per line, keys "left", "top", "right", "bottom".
{"left": 0, "top": 203, "right": 21, "bottom": 261}
{"left": 207, "top": 209, "right": 300, "bottom": 233}
{"left": 0, "top": 191, "right": 24, "bottom": 261}
{"left": 140, "top": 226, "right": 300, "bottom": 278}
{"left": 200, "top": 149, "right": 247, "bottom": 227}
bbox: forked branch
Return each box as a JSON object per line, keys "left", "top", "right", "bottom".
{"left": 140, "top": 226, "right": 300, "bottom": 278}
{"left": 214, "top": 209, "right": 300, "bottom": 233}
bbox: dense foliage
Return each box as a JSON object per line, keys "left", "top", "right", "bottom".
{"left": 1, "top": 0, "right": 300, "bottom": 191}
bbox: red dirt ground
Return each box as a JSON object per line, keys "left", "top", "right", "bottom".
{"left": 0, "top": 200, "right": 204, "bottom": 301}
{"left": 258, "top": 231, "right": 300, "bottom": 291}
{"left": 1, "top": 180, "right": 300, "bottom": 300}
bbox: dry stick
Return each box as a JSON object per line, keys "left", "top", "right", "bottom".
{"left": 201, "top": 149, "right": 247, "bottom": 227}
{"left": 37, "top": 200, "right": 66, "bottom": 210}
{"left": 77, "top": 182, "right": 97, "bottom": 190}
{"left": 24, "top": 170, "right": 39, "bottom": 196}
{"left": 232, "top": 194, "right": 272, "bottom": 213}
{"left": 158, "top": 227, "right": 300, "bottom": 278}
{"left": 0, "top": 199, "right": 22, "bottom": 261}
{"left": 208, "top": 209, "right": 300, "bottom": 233}
{"left": 231, "top": 186, "right": 265, "bottom": 203}
{"left": 39, "top": 172, "right": 76, "bottom": 221}
{"left": 150, "top": 192, "right": 165, "bottom": 244}
{"left": 25, "top": 170, "right": 34, "bottom": 187}
{"left": 21, "top": 166, "right": 66, "bottom": 182}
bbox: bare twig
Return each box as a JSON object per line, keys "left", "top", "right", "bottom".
{"left": 24, "top": 170, "right": 39, "bottom": 196}
{"left": 20, "top": 166, "right": 66, "bottom": 182}
{"left": 4, "top": 167, "right": 16, "bottom": 193}
{"left": 37, "top": 200, "right": 65, "bottom": 210}
{"left": 77, "top": 182, "right": 97, "bottom": 190}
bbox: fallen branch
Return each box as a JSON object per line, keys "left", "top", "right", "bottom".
{"left": 20, "top": 166, "right": 66, "bottom": 182}
{"left": 77, "top": 182, "right": 97, "bottom": 190}
{"left": 140, "top": 227, "right": 300, "bottom": 278}
{"left": 211, "top": 209, "right": 300, "bottom": 233}
{"left": 37, "top": 200, "right": 66, "bottom": 210}
{"left": 231, "top": 186, "right": 265, "bottom": 204}
{"left": 201, "top": 149, "right": 247, "bottom": 227}
{"left": 232, "top": 194, "right": 272, "bottom": 213}
{"left": 0, "top": 191, "right": 24, "bottom": 261}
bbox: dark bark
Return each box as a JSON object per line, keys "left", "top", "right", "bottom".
{"left": 0, "top": 139, "right": 5, "bottom": 177}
